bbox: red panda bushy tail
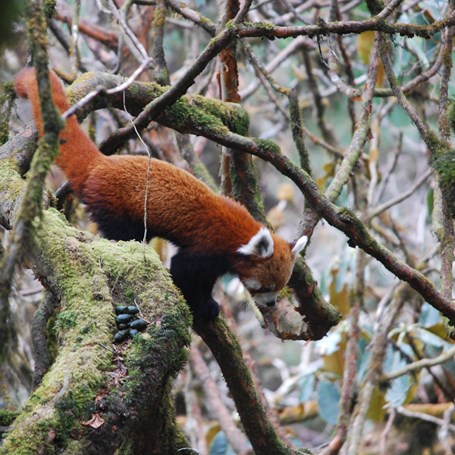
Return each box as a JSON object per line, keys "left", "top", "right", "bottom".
{"left": 14, "top": 68, "right": 105, "bottom": 194}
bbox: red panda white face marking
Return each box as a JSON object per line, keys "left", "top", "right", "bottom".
{"left": 237, "top": 227, "right": 274, "bottom": 258}
{"left": 291, "top": 236, "right": 308, "bottom": 255}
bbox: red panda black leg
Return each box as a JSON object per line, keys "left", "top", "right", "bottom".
{"left": 86, "top": 202, "right": 155, "bottom": 243}
{"left": 170, "top": 250, "right": 229, "bottom": 321}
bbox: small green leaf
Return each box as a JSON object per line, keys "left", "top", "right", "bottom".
{"left": 299, "top": 374, "right": 315, "bottom": 402}
{"left": 317, "top": 380, "right": 340, "bottom": 425}
{"left": 412, "top": 327, "right": 452, "bottom": 349}
{"left": 209, "top": 431, "right": 238, "bottom": 455}
{"left": 386, "top": 374, "right": 411, "bottom": 407}
{"left": 419, "top": 302, "right": 441, "bottom": 327}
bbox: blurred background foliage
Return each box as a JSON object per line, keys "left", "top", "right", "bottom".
{"left": 0, "top": 0, "right": 24, "bottom": 50}
{"left": 1, "top": 0, "right": 454, "bottom": 454}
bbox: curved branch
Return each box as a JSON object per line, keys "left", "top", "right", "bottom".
{"left": 381, "top": 344, "right": 455, "bottom": 382}
{"left": 237, "top": 10, "right": 455, "bottom": 39}
{"left": 193, "top": 318, "right": 301, "bottom": 455}
{"left": 367, "top": 169, "right": 432, "bottom": 221}
{"left": 165, "top": 0, "right": 216, "bottom": 35}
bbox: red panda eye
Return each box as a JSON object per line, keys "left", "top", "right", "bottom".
{"left": 256, "top": 286, "right": 274, "bottom": 293}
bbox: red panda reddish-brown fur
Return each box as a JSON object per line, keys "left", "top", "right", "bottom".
{"left": 15, "top": 68, "right": 306, "bottom": 320}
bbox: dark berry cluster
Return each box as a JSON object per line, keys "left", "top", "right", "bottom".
{"left": 113, "top": 305, "right": 147, "bottom": 343}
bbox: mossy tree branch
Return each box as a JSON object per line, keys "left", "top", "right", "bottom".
{"left": 0, "top": 0, "right": 63, "bottom": 363}
{"left": 193, "top": 318, "right": 304, "bottom": 455}
{"left": 217, "top": 0, "right": 267, "bottom": 223}
{"left": 236, "top": 10, "right": 455, "bottom": 40}
{"left": 0, "top": 208, "right": 191, "bottom": 454}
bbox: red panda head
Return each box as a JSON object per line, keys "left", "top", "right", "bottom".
{"left": 233, "top": 227, "right": 307, "bottom": 306}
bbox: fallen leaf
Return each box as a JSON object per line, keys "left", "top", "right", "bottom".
{"left": 82, "top": 413, "right": 105, "bottom": 429}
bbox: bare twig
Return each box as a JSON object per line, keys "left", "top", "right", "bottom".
{"left": 190, "top": 345, "right": 251, "bottom": 455}
{"left": 107, "top": 0, "right": 151, "bottom": 63}
{"left": 373, "top": 131, "right": 403, "bottom": 205}
{"left": 380, "top": 410, "right": 396, "bottom": 455}
{"left": 238, "top": 10, "right": 455, "bottom": 39}
{"left": 240, "top": 36, "right": 315, "bottom": 99}
{"left": 378, "top": 34, "right": 429, "bottom": 141}
{"left": 381, "top": 344, "right": 455, "bottom": 382}
{"left": 319, "top": 250, "right": 365, "bottom": 455}
{"left": 241, "top": 41, "right": 291, "bottom": 98}
{"left": 324, "top": 36, "right": 379, "bottom": 202}
{"left": 303, "top": 48, "right": 336, "bottom": 144}
{"left": 165, "top": 0, "right": 216, "bottom": 35}
{"left": 367, "top": 168, "right": 432, "bottom": 221}
{"left": 396, "top": 406, "right": 455, "bottom": 432}
{"left": 377, "top": 0, "right": 405, "bottom": 19}
{"left": 345, "top": 284, "right": 411, "bottom": 453}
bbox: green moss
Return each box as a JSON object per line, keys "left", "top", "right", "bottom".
{"left": 132, "top": 78, "right": 249, "bottom": 136}
{"left": 42, "top": 0, "right": 57, "bottom": 18}
{"left": 243, "top": 21, "right": 275, "bottom": 31}
{"left": 199, "top": 15, "right": 214, "bottom": 27}
{"left": 166, "top": 98, "right": 229, "bottom": 137}
{"left": 337, "top": 207, "right": 373, "bottom": 249}
{"left": 45, "top": 311, "right": 59, "bottom": 364}
{"left": 55, "top": 310, "right": 77, "bottom": 330}
{"left": 426, "top": 131, "right": 450, "bottom": 157}
{"left": 2, "top": 198, "right": 192, "bottom": 452}
{"left": 0, "top": 409, "right": 19, "bottom": 426}
{"left": 448, "top": 99, "right": 455, "bottom": 134}
{"left": 0, "top": 82, "right": 14, "bottom": 146}
{"left": 0, "top": 211, "right": 116, "bottom": 452}
{"left": 0, "top": 158, "right": 24, "bottom": 200}
{"left": 153, "top": 3, "right": 166, "bottom": 28}
{"left": 255, "top": 138, "right": 281, "bottom": 154}
{"left": 189, "top": 95, "right": 249, "bottom": 135}
{"left": 427, "top": 133, "right": 455, "bottom": 216}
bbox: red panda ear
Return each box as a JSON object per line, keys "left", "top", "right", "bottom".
{"left": 237, "top": 227, "right": 274, "bottom": 258}
{"left": 291, "top": 235, "right": 308, "bottom": 255}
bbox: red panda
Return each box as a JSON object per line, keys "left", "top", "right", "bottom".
{"left": 14, "top": 68, "right": 307, "bottom": 320}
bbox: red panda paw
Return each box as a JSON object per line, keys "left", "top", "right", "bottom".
{"left": 191, "top": 297, "right": 220, "bottom": 321}
{"left": 204, "top": 297, "right": 220, "bottom": 321}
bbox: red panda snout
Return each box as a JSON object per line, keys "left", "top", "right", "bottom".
{"left": 252, "top": 291, "right": 279, "bottom": 307}
{"left": 241, "top": 277, "right": 278, "bottom": 306}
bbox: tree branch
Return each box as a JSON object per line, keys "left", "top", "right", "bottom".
{"left": 193, "top": 318, "right": 301, "bottom": 455}
{"left": 237, "top": 10, "right": 455, "bottom": 39}
{"left": 381, "top": 344, "right": 455, "bottom": 382}
{"left": 1, "top": 209, "right": 191, "bottom": 454}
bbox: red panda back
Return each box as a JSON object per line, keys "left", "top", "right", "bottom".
{"left": 14, "top": 69, "right": 279, "bottom": 256}
{"left": 83, "top": 154, "right": 263, "bottom": 253}
{"left": 15, "top": 68, "right": 263, "bottom": 252}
